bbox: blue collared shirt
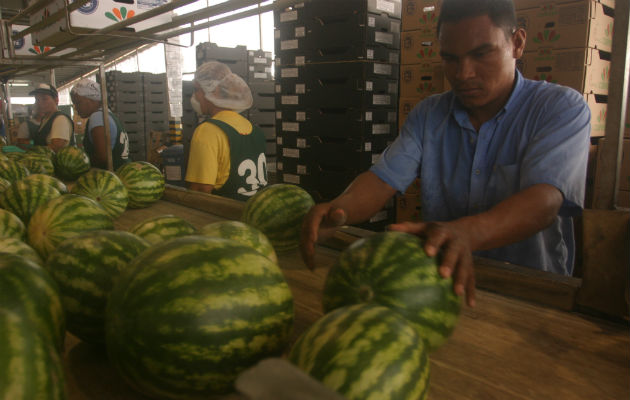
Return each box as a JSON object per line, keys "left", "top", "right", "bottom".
{"left": 371, "top": 70, "right": 591, "bottom": 275}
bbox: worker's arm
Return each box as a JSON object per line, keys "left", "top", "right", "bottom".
{"left": 390, "top": 183, "right": 563, "bottom": 307}
{"left": 48, "top": 115, "right": 72, "bottom": 152}
{"left": 49, "top": 138, "right": 68, "bottom": 152}
{"left": 89, "top": 126, "right": 109, "bottom": 169}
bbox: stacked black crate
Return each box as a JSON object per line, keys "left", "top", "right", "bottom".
{"left": 247, "top": 50, "right": 277, "bottom": 183}
{"left": 142, "top": 72, "right": 170, "bottom": 149}
{"left": 105, "top": 71, "right": 146, "bottom": 161}
{"left": 274, "top": 0, "right": 401, "bottom": 231}
{"left": 181, "top": 80, "right": 196, "bottom": 175}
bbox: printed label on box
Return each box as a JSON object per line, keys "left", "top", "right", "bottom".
{"left": 165, "top": 165, "right": 182, "bottom": 180}
{"left": 283, "top": 174, "right": 300, "bottom": 184}
{"left": 254, "top": 57, "right": 267, "bottom": 64}
{"left": 282, "top": 122, "right": 300, "bottom": 132}
{"left": 372, "top": 154, "right": 380, "bottom": 164}
{"left": 368, "top": 16, "right": 376, "bottom": 27}
{"left": 254, "top": 72, "right": 268, "bottom": 79}
{"left": 276, "top": 111, "right": 282, "bottom": 119}
{"left": 281, "top": 40, "right": 298, "bottom": 50}
{"left": 296, "top": 84, "right": 306, "bottom": 94}
{"left": 277, "top": 161, "right": 283, "bottom": 171}
{"left": 373, "top": 94, "right": 391, "bottom": 105}
{"left": 375, "top": 32, "right": 394, "bottom": 45}
{"left": 297, "top": 165, "right": 307, "bottom": 175}
{"left": 377, "top": 0, "right": 396, "bottom": 14}
{"left": 296, "top": 56, "right": 306, "bottom": 65}
{"left": 366, "top": 111, "right": 373, "bottom": 121}
{"left": 297, "top": 138, "right": 307, "bottom": 148}
{"left": 281, "top": 68, "right": 299, "bottom": 78}
{"left": 275, "top": 84, "right": 281, "bottom": 93}
{"left": 366, "top": 81, "right": 374, "bottom": 91}
{"left": 296, "top": 112, "right": 306, "bottom": 121}
{"left": 280, "top": 10, "right": 298, "bottom": 22}
{"left": 277, "top": 137, "right": 283, "bottom": 145}
{"left": 282, "top": 95, "right": 299, "bottom": 105}
{"left": 372, "top": 124, "right": 390, "bottom": 134}
{"left": 295, "top": 26, "right": 306, "bottom": 37}
{"left": 283, "top": 148, "right": 300, "bottom": 158}
{"left": 364, "top": 142, "right": 372, "bottom": 151}
{"left": 367, "top": 49, "right": 374, "bottom": 59}
{"left": 374, "top": 63, "right": 392, "bottom": 75}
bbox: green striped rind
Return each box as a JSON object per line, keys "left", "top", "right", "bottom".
{"left": 46, "top": 230, "right": 149, "bottom": 345}
{"left": 4, "top": 152, "right": 24, "bottom": 162}
{"left": 289, "top": 303, "right": 430, "bottom": 400}
{"left": 116, "top": 161, "right": 165, "bottom": 208}
{"left": 129, "top": 214, "right": 196, "bottom": 245}
{"left": 106, "top": 235, "right": 294, "bottom": 398}
{"left": 241, "top": 184, "right": 315, "bottom": 252}
{"left": 0, "top": 159, "right": 29, "bottom": 183}
{"left": 71, "top": 169, "right": 129, "bottom": 218}
{"left": 22, "top": 174, "right": 68, "bottom": 194}
{"left": 27, "top": 194, "right": 114, "bottom": 260}
{"left": 0, "top": 253, "right": 66, "bottom": 352}
{"left": 0, "top": 309, "right": 67, "bottom": 400}
{"left": 323, "top": 231, "right": 461, "bottom": 351}
{"left": 0, "top": 209, "right": 26, "bottom": 240}
{"left": 0, "top": 179, "right": 61, "bottom": 224}
{"left": 19, "top": 153, "right": 55, "bottom": 175}
{"left": 0, "top": 238, "right": 43, "bottom": 265}
{"left": 26, "top": 145, "right": 56, "bottom": 161}
{"left": 0, "top": 176, "right": 10, "bottom": 193}
{"left": 200, "top": 220, "right": 278, "bottom": 264}
{"left": 54, "top": 146, "right": 90, "bottom": 181}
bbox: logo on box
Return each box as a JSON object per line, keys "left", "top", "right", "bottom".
{"left": 78, "top": 0, "right": 98, "bottom": 14}
{"left": 415, "top": 48, "right": 436, "bottom": 60}
{"left": 533, "top": 30, "right": 560, "bottom": 44}
{"left": 106, "top": 7, "right": 136, "bottom": 22}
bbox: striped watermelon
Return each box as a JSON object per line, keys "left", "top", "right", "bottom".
{"left": 289, "top": 303, "right": 429, "bottom": 400}
{"left": 27, "top": 145, "right": 56, "bottom": 160}
{"left": 46, "top": 230, "right": 149, "bottom": 345}
{"left": 0, "top": 209, "right": 26, "bottom": 240}
{"left": 129, "top": 214, "right": 196, "bottom": 245}
{"left": 27, "top": 194, "right": 114, "bottom": 260}
{"left": 0, "top": 176, "right": 10, "bottom": 193}
{"left": 4, "top": 152, "right": 24, "bottom": 162}
{"left": 19, "top": 153, "right": 55, "bottom": 175}
{"left": 54, "top": 146, "right": 90, "bottom": 181}
{"left": 106, "top": 235, "right": 294, "bottom": 398}
{"left": 0, "top": 158, "right": 29, "bottom": 183}
{"left": 241, "top": 184, "right": 315, "bottom": 252}
{"left": 23, "top": 174, "right": 68, "bottom": 194}
{"left": 0, "top": 238, "right": 43, "bottom": 265}
{"left": 0, "top": 253, "right": 66, "bottom": 352}
{"left": 0, "top": 309, "right": 67, "bottom": 400}
{"left": 323, "top": 231, "right": 461, "bottom": 351}
{"left": 200, "top": 220, "right": 278, "bottom": 264}
{"left": 0, "top": 179, "right": 62, "bottom": 223}
{"left": 71, "top": 169, "right": 129, "bottom": 218}
{"left": 116, "top": 161, "right": 165, "bottom": 208}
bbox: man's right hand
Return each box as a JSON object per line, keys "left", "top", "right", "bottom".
{"left": 300, "top": 203, "right": 348, "bottom": 270}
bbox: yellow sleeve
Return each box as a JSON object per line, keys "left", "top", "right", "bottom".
{"left": 185, "top": 123, "right": 230, "bottom": 187}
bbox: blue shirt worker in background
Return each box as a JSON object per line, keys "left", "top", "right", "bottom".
{"left": 70, "top": 79, "right": 130, "bottom": 170}
{"left": 300, "top": 0, "right": 591, "bottom": 307}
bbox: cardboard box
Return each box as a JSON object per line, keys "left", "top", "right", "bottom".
{"left": 514, "top": 0, "right": 615, "bottom": 10}
{"left": 7, "top": 25, "right": 75, "bottom": 56}
{"left": 398, "top": 96, "right": 423, "bottom": 126}
{"left": 620, "top": 139, "right": 630, "bottom": 191}
{"left": 401, "top": 30, "right": 440, "bottom": 64}
{"left": 517, "top": 1, "right": 614, "bottom": 52}
{"left": 402, "top": 0, "right": 441, "bottom": 32}
{"left": 584, "top": 94, "right": 607, "bottom": 137}
{"left": 396, "top": 192, "right": 422, "bottom": 223}
{"left": 618, "top": 190, "right": 630, "bottom": 208}
{"left": 400, "top": 62, "right": 444, "bottom": 97}
{"left": 520, "top": 47, "right": 609, "bottom": 95}
{"left": 31, "top": 0, "right": 172, "bottom": 46}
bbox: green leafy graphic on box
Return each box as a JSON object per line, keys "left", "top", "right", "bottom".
{"left": 533, "top": 48, "right": 554, "bottom": 61}
{"left": 597, "top": 109, "right": 607, "bottom": 123}
{"left": 105, "top": 7, "right": 135, "bottom": 22}
{"left": 415, "top": 48, "right": 436, "bottom": 60}
{"left": 533, "top": 30, "right": 560, "bottom": 44}
{"left": 415, "top": 82, "right": 436, "bottom": 94}
{"left": 418, "top": 11, "right": 437, "bottom": 26}
{"left": 601, "top": 65, "right": 610, "bottom": 81}
{"left": 28, "top": 46, "right": 52, "bottom": 55}
{"left": 534, "top": 73, "right": 557, "bottom": 84}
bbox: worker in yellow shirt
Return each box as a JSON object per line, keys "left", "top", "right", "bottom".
{"left": 185, "top": 61, "right": 268, "bottom": 201}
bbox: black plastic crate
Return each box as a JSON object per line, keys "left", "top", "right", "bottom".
{"left": 196, "top": 43, "right": 248, "bottom": 63}
{"left": 275, "top": 61, "right": 399, "bottom": 83}
{"left": 276, "top": 45, "right": 399, "bottom": 66}
{"left": 274, "top": 0, "right": 402, "bottom": 26}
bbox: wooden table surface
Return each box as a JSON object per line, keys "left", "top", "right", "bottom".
{"left": 63, "top": 197, "right": 630, "bottom": 400}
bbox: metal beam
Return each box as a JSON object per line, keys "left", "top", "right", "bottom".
{"left": 12, "top": 0, "right": 90, "bottom": 40}
{"left": 593, "top": 0, "right": 630, "bottom": 209}
{"left": 8, "top": 0, "right": 55, "bottom": 25}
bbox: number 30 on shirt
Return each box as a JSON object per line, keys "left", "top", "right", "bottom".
{"left": 237, "top": 153, "right": 267, "bottom": 196}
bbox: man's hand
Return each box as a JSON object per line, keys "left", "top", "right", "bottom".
{"left": 389, "top": 221, "right": 476, "bottom": 307}
{"left": 300, "top": 203, "right": 347, "bottom": 270}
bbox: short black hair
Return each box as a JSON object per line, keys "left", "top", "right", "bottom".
{"left": 437, "top": 0, "right": 517, "bottom": 39}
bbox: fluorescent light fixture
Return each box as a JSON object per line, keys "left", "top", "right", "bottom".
{"left": 9, "top": 82, "right": 30, "bottom": 87}
{"left": 11, "top": 97, "right": 35, "bottom": 105}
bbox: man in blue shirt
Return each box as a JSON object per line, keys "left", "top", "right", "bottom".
{"left": 300, "top": 0, "right": 590, "bottom": 307}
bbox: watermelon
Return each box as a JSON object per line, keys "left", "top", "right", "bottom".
{"left": 0, "top": 238, "right": 44, "bottom": 265}
{"left": 27, "top": 145, "right": 56, "bottom": 160}
{"left": 0, "top": 158, "right": 29, "bottom": 183}
{"left": 0, "top": 179, "right": 62, "bottom": 223}
{"left": 0, "top": 253, "right": 66, "bottom": 352}
{"left": 27, "top": 194, "right": 114, "bottom": 260}
{"left": 19, "top": 153, "right": 55, "bottom": 175}
{"left": 46, "top": 230, "right": 149, "bottom": 345}
{"left": 0, "top": 176, "right": 10, "bottom": 193}
{"left": 323, "top": 231, "right": 461, "bottom": 351}
{"left": 129, "top": 214, "right": 196, "bottom": 245}
{"left": 0, "top": 209, "right": 26, "bottom": 240}
{"left": 116, "top": 161, "right": 165, "bottom": 208}
{"left": 241, "top": 184, "right": 315, "bottom": 252}
{"left": 0, "top": 309, "right": 67, "bottom": 400}
{"left": 200, "top": 220, "right": 277, "bottom": 264}
{"left": 71, "top": 169, "right": 128, "bottom": 218}
{"left": 289, "top": 303, "right": 430, "bottom": 400}
{"left": 23, "top": 174, "right": 68, "bottom": 194}
{"left": 54, "top": 146, "right": 90, "bottom": 181}
{"left": 106, "top": 235, "right": 294, "bottom": 398}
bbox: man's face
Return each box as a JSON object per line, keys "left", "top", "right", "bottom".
{"left": 35, "top": 93, "right": 58, "bottom": 114}
{"left": 439, "top": 15, "right": 524, "bottom": 113}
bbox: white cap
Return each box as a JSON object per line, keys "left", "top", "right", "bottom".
{"left": 194, "top": 61, "right": 253, "bottom": 113}
{"left": 70, "top": 79, "right": 101, "bottom": 101}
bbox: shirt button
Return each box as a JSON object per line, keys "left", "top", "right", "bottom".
{"left": 474, "top": 169, "right": 481, "bottom": 175}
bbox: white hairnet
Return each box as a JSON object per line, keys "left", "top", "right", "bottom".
{"left": 195, "top": 61, "right": 253, "bottom": 112}
{"left": 70, "top": 79, "right": 101, "bottom": 101}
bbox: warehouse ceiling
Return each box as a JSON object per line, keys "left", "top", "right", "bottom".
{"left": 0, "top": 0, "right": 299, "bottom": 97}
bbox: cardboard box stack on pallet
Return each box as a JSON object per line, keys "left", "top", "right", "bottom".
{"left": 274, "top": 0, "right": 402, "bottom": 231}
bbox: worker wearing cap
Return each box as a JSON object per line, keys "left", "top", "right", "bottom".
{"left": 18, "top": 83, "right": 75, "bottom": 152}
{"left": 70, "top": 79, "right": 130, "bottom": 170}
{"left": 186, "top": 61, "right": 268, "bottom": 201}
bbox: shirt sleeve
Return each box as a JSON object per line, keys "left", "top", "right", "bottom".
{"left": 185, "top": 123, "right": 230, "bottom": 187}
{"left": 520, "top": 87, "right": 591, "bottom": 216}
{"left": 88, "top": 111, "right": 118, "bottom": 149}
{"left": 370, "top": 100, "right": 425, "bottom": 193}
{"left": 48, "top": 115, "right": 72, "bottom": 142}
